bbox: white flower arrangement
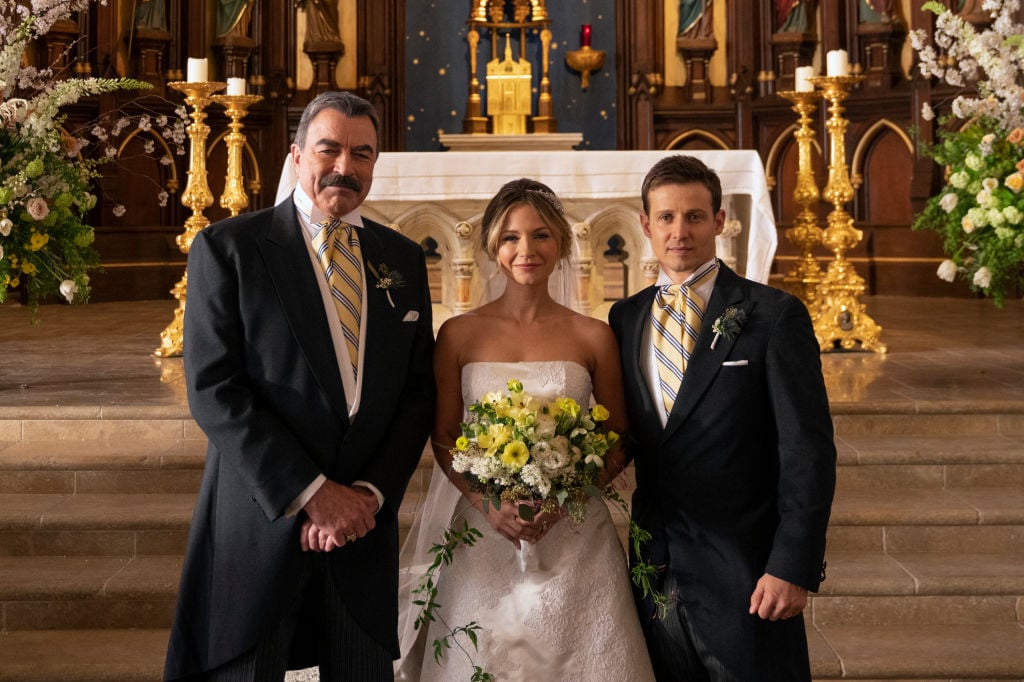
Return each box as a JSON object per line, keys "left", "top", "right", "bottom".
{"left": 910, "top": 0, "right": 1024, "bottom": 305}
{"left": 0, "top": 0, "right": 186, "bottom": 311}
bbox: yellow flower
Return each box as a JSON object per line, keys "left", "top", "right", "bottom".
{"left": 556, "top": 397, "right": 580, "bottom": 419}
{"left": 1005, "top": 172, "right": 1024, "bottom": 194}
{"left": 21, "top": 262, "right": 37, "bottom": 275}
{"left": 455, "top": 436, "right": 469, "bottom": 451}
{"left": 591, "top": 404, "right": 610, "bottom": 422}
{"left": 27, "top": 232, "right": 49, "bottom": 252}
{"left": 506, "top": 379, "right": 523, "bottom": 393}
{"left": 9, "top": 277, "right": 20, "bottom": 288}
{"left": 500, "top": 440, "right": 530, "bottom": 470}
{"left": 477, "top": 432, "right": 493, "bottom": 451}
{"left": 607, "top": 430, "right": 620, "bottom": 446}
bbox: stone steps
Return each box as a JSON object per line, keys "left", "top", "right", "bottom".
{"left": 0, "top": 412, "right": 1022, "bottom": 680}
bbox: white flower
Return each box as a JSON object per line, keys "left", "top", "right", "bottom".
{"left": 939, "top": 192, "right": 958, "bottom": 213}
{"left": 584, "top": 453, "right": 604, "bottom": 468}
{"left": 0, "top": 217, "right": 12, "bottom": 236}
{"left": 26, "top": 197, "right": 49, "bottom": 220}
{"left": 921, "top": 102, "right": 934, "bottom": 121}
{"left": 112, "top": 204, "right": 126, "bottom": 217}
{"left": 0, "top": 245, "right": 4, "bottom": 260}
{"left": 59, "top": 279, "right": 77, "bottom": 303}
{"left": 973, "top": 266, "right": 993, "bottom": 288}
{"left": 936, "top": 259, "right": 958, "bottom": 282}
{"left": 981, "top": 177, "right": 999, "bottom": 191}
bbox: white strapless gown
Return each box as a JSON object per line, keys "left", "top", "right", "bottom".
{"left": 396, "top": 361, "right": 655, "bottom": 682}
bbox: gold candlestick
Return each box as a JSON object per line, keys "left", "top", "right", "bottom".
{"left": 778, "top": 89, "right": 825, "bottom": 309}
{"left": 155, "top": 80, "right": 227, "bottom": 358}
{"left": 807, "top": 74, "right": 886, "bottom": 353}
{"left": 211, "top": 93, "right": 263, "bottom": 216}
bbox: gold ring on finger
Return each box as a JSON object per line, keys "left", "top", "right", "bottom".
{"left": 346, "top": 533, "right": 358, "bottom": 542}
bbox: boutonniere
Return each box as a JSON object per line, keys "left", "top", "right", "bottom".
{"left": 710, "top": 307, "right": 746, "bottom": 350}
{"left": 366, "top": 261, "right": 405, "bottom": 308}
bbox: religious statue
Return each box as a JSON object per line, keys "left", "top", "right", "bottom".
{"left": 133, "top": 0, "right": 168, "bottom": 31}
{"left": 217, "top": 0, "right": 253, "bottom": 38}
{"left": 295, "top": 0, "right": 342, "bottom": 50}
{"left": 858, "top": 0, "right": 897, "bottom": 23}
{"left": 678, "top": 0, "right": 714, "bottom": 40}
{"left": 776, "top": 0, "right": 814, "bottom": 33}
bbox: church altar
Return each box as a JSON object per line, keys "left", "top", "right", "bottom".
{"left": 276, "top": 150, "right": 777, "bottom": 321}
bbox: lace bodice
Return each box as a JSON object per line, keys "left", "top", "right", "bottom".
{"left": 462, "top": 360, "right": 593, "bottom": 411}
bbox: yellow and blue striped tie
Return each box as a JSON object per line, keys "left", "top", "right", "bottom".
{"left": 312, "top": 219, "right": 362, "bottom": 379}
{"left": 651, "top": 262, "right": 718, "bottom": 413}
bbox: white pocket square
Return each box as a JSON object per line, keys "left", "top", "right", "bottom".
{"left": 402, "top": 310, "right": 420, "bottom": 322}
{"left": 722, "top": 360, "right": 748, "bottom": 366}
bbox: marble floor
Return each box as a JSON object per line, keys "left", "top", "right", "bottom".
{"left": 1, "top": 295, "right": 1022, "bottom": 414}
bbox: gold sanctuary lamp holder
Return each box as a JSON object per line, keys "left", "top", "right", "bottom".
{"left": 155, "top": 80, "right": 227, "bottom": 358}
{"left": 565, "top": 45, "right": 605, "bottom": 91}
{"left": 807, "top": 74, "right": 886, "bottom": 353}
{"left": 210, "top": 93, "right": 263, "bottom": 217}
{"left": 777, "top": 89, "right": 825, "bottom": 309}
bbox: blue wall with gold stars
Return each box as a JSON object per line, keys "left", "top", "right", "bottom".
{"left": 404, "top": 0, "right": 616, "bottom": 151}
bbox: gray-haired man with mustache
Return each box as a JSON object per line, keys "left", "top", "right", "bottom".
{"left": 165, "top": 91, "right": 436, "bottom": 681}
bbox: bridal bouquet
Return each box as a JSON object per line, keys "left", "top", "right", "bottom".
{"left": 910, "top": 0, "right": 1024, "bottom": 305}
{"left": 450, "top": 378, "right": 618, "bottom": 524}
{"left": 1, "top": 0, "right": 185, "bottom": 310}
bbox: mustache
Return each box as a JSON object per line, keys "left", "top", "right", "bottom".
{"left": 319, "top": 174, "right": 362, "bottom": 193}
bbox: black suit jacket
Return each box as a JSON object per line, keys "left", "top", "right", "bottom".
{"left": 609, "top": 263, "right": 835, "bottom": 681}
{"left": 164, "top": 198, "right": 435, "bottom": 680}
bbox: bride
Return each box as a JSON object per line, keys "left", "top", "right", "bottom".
{"left": 395, "top": 179, "right": 655, "bottom": 681}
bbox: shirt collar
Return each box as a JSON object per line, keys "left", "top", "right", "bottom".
{"left": 655, "top": 258, "right": 719, "bottom": 289}
{"left": 292, "top": 182, "right": 366, "bottom": 236}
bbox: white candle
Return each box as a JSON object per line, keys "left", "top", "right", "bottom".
{"left": 826, "top": 50, "right": 849, "bottom": 77}
{"left": 186, "top": 57, "right": 208, "bottom": 83}
{"left": 794, "top": 66, "right": 815, "bottom": 92}
{"left": 226, "top": 77, "right": 246, "bottom": 96}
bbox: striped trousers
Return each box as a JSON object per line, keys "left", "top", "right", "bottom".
{"left": 205, "top": 556, "right": 392, "bottom": 682}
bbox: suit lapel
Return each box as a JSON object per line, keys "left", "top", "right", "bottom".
{"left": 621, "top": 287, "right": 664, "bottom": 436}
{"left": 259, "top": 198, "right": 349, "bottom": 423}
{"left": 662, "top": 264, "right": 750, "bottom": 441}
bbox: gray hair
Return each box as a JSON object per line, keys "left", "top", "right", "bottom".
{"left": 293, "top": 91, "right": 381, "bottom": 149}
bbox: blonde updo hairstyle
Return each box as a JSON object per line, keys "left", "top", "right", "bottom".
{"left": 480, "top": 178, "right": 571, "bottom": 262}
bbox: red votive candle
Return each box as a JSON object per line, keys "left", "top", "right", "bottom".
{"left": 580, "top": 24, "right": 592, "bottom": 48}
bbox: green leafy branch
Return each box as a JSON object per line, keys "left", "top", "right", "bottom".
{"left": 604, "top": 487, "right": 673, "bottom": 620}
{"left": 411, "top": 520, "right": 495, "bottom": 681}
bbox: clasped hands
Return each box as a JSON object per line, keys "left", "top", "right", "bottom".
{"left": 479, "top": 498, "right": 562, "bottom": 549}
{"left": 300, "top": 480, "right": 378, "bottom": 552}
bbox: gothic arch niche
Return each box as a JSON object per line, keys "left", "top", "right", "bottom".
{"left": 664, "top": 129, "right": 731, "bottom": 151}
{"left": 853, "top": 120, "right": 914, "bottom": 225}
{"left": 582, "top": 203, "right": 650, "bottom": 319}
{"left": 368, "top": 202, "right": 464, "bottom": 330}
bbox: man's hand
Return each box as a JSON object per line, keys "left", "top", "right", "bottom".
{"left": 748, "top": 573, "right": 808, "bottom": 621}
{"left": 300, "top": 480, "right": 378, "bottom": 551}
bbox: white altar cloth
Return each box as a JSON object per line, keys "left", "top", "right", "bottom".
{"left": 276, "top": 149, "right": 777, "bottom": 283}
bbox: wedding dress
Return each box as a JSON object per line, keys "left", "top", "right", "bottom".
{"left": 395, "top": 360, "right": 655, "bottom": 682}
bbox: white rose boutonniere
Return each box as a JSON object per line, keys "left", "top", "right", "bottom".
{"left": 710, "top": 307, "right": 747, "bottom": 350}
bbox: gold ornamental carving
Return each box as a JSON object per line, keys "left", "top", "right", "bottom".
{"left": 155, "top": 80, "right": 226, "bottom": 358}
{"left": 777, "top": 89, "right": 825, "bottom": 309}
{"left": 210, "top": 92, "right": 263, "bottom": 216}
{"left": 464, "top": 0, "right": 557, "bottom": 134}
{"left": 807, "top": 74, "right": 886, "bottom": 354}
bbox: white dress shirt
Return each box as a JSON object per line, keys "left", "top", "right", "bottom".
{"left": 285, "top": 183, "right": 383, "bottom": 516}
{"left": 641, "top": 259, "right": 719, "bottom": 427}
